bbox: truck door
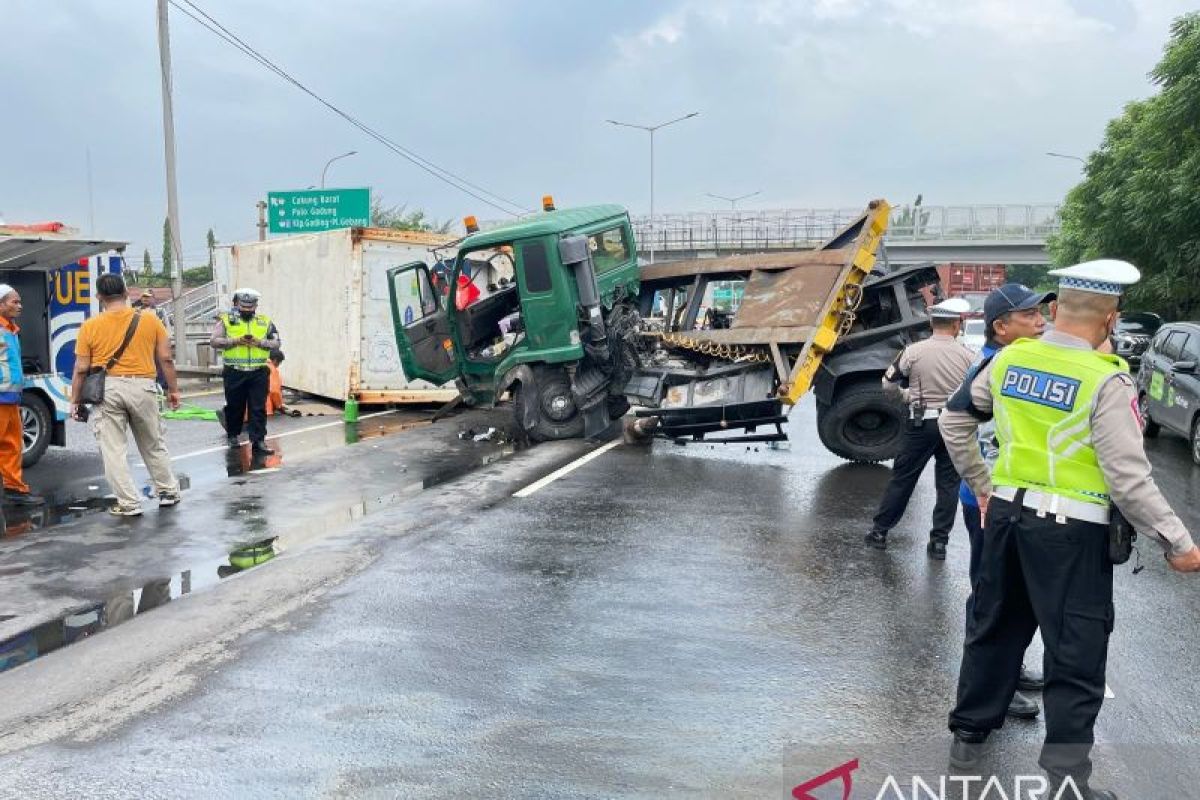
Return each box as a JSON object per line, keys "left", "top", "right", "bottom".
{"left": 386, "top": 262, "right": 459, "bottom": 385}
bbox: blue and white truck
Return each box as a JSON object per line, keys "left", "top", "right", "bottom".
{"left": 0, "top": 232, "right": 127, "bottom": 465}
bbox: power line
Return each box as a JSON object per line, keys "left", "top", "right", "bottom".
{"left": 167, "top": 0, "right": 529, "bottom": 216}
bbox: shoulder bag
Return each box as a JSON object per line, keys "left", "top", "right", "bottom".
{"left": 80, "top": 312, "right": 142, "bottom": 405}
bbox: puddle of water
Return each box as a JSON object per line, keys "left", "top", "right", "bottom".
{"left": 0, "top": 439, "right": 520, "bottom": 676}
{"left": 9, "top": 414, "right": 437, "bottom": 541}
{"left": 0, "top": 540, "right": 279, "bottom": 674}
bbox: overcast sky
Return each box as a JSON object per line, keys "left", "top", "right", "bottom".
{"left": 1, "top": 0, "right": 1192, "bottom": 267}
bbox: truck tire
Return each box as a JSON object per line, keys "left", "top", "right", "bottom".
{"left": 21, "top": 393, "right": 52, "bottom": 468}
{"left": 515, "top": 367, "right": 585, "bottom": 442}
{"left": 817, "top": 381, "right": 905, "bottom": 463}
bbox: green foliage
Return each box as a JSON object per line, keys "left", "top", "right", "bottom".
{"left": 142, "top": 248, "right": 152, "bottom": 278}
{"left": 892, "top": 194, "right": 929, "bottom": 233}
{"left": 206, "top": 227, "right": 217, "bottom": 269}
{"left": 183, "top": 265, "right": 214, "bottom": 287}
{"left": 1005, "top": 265, "right": 1057, "bottom": 293}
{"left": 370, "top": 197, "right": 452, "bottom": 233}
{"left": 161, "top": 217, "right": 173, "bottom": 278}
{"left": 1048, "top": 12, "right": 1200, "bottom": 319}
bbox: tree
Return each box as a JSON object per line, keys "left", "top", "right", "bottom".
{"left": 161, "top": 217, "right": 173, "bottom": 278}
{"left": 206, "top": 227, "right": 217, "bottom": 270}
{"left": 370, "top": 196, "right": 453, "bottom": 233}
{"left": 1048, "top": 12, "right": 1200, "bottom": 319}
{"left": 893, "top": 194, "right": 930, "bottom": 236}
{"left": 142, "top": 248, "right": 152, "bottom": 280}
{"left": 1005, "top": 264, "right": 1057, "bottom": 293}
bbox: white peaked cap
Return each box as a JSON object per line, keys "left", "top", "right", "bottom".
{"left": 928, "top": 297, "right": 972, "bottom": 319}
{"left": 1047, "top": 259, "right": 1140, "bottom": 296}
{"left": 233, "top": 287, "right": 262, "bottom": 302}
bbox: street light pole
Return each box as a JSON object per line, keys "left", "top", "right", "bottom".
{"left": 607, "top": 112, "right": 699, "bottom": 264}
{"left": 706, "top": 191, "right": 761, "bottom": 210}
{"left": 320, "top": 150, "right": 357, "bottom": 189}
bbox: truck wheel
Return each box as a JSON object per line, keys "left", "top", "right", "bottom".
{"left": 817, "top": 382, "right": 905, "bottom": 463}
{"left": 1138, "top": 393, "right": 1160, "bottom": 438}
{"left": 515, "top": 368, "right": 585, "bottom": 442}
{"left": 20, "top": 393, "right": 52, "bottom": 468}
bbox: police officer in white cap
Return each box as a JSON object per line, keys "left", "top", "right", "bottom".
{"left": 865, "top": 297, "right": 975, "bottom": 559}
{"left": 211, "top": 289, "right": 280, "bottom": 454}
{"left": 939, "top": 259, "right": 1200, "bottom": 798}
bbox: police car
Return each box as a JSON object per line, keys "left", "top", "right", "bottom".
{"left": 1136, "top": 321, "right": 1200, "bottom": 463}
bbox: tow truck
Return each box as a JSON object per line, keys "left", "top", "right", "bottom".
{"left": 387, "top": 198, "right": 942, "bottom": 462}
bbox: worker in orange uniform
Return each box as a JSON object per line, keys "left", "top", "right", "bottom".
{"left": 266, "top": 349, "right": 285, "bottom": 416}
{"left": 0, "top": 285, "right": 42, "bottom": 506}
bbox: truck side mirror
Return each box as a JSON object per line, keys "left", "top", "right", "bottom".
{"left": 1171, "top": 360, "right": 1196, "bottom": 374}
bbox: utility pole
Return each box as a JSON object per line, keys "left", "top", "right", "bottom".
{"left": 157, "top": 0, "right": 188, "bottom": 364}
{"left": 257, "top": 200, "right": 267, "bottom": 242}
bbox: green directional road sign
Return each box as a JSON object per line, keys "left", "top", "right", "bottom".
{"left": 267, "top": 188, "right": 370, "bottom": 234}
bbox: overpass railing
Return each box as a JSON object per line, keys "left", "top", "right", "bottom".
{"left": 631, "top": 204, "right": 1062, "bottom": 253}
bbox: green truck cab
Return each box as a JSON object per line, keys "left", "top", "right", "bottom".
{"left": 387, "top": 203, "right": 642, "bottom": 441}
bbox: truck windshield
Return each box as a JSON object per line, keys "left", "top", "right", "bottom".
{"left": 587, "top": 226, "right": 630, "bottom": 272}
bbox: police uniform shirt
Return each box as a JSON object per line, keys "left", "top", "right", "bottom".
{"left": 884, "top": 334, "right": 976, "bottom": 410}
{"left": 940, "top": 329, "right": 1196, "bottom": 556}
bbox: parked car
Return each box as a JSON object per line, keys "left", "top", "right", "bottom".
{"left": 1113, "top": 311, "right": 1162, "bottom": 370}
{"left": 1135, "top": 321, "right": 1200, "bottom": 462}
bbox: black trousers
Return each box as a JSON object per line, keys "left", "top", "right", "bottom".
{"left": 870, "top": 421, "right": 961, "bottom": 543}
{"left": 223, "top": 366, "right": 269, "bottom": 443}
{"left": 949, "top": 496, "right": 1113, "bottom": 786}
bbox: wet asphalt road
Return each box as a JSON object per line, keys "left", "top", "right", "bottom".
{"left": 2, "top": 397, "right": 1200, "bottom": 797}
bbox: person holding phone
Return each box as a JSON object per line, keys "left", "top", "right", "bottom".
{"left": 210, "top": 289, "right": 280, "bottom": 454}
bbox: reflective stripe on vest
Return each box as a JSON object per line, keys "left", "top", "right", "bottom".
{"left": 990, "top": 337, "right": 1125, "bottom": 506}
{"left": 221, "top": 313, "right": 272, "bottom": 369}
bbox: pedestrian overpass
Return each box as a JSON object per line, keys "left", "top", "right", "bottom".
{"left": 633, "top": 204, "right": 1060, "bottom": 265}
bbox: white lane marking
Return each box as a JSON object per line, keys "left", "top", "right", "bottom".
{"left": 137, "top": 410, "right": 400, "bottom": 465}
{"left": 513, "top": 440, "right": 622, "bottom": 498}
{"left": 1105, "top": 683, "right": 1115, "bottom": 699}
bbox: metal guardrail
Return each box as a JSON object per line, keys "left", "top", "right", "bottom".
{"left": 160, "top": 281, "right": 218, "bottom": 328}
{"left": 631, "top": 204, "right": 1062, "bottom": 253}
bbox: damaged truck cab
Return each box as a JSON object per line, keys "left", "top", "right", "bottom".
{"left": 387, "top": 203, "right": 641, "bottom": 441}
{"left": 388, "top": 198, "right": 943, "bottom": 462}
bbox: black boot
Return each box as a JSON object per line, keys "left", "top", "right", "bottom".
{"left": 1005, "top": 691, "right": 1040, "bottom": 719}
{"left": 864, "top": 530, "right": 888, "bottom": 550}
{"left": 251, "top": 441, "right": 275, "bottom": 455}
{"left": 1018, "top": 664, "right": 1045, "bottom": 691}
{"left": 948, "top": 730, "right": 987, "bottom": 771}
{"left": 227, "top": 435, "right": 241, "bottom": 449}
{"left": 927, "top": 540, "right": 947, "bottom": 560}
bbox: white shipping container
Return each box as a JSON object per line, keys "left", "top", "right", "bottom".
{"left": 214, "top": 227, "right": 458, "bottom": 403}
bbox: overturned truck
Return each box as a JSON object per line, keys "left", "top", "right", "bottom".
{"left": 386, "top": 198, "right": 942, "bottom": 462}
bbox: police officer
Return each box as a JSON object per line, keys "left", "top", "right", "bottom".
{"left": 957, "top": 284, "right": 1056, "bottom": 722}
{"left": 211, "top": 289, "right": 280, "bottom": 454}
{"left": 865, "top": 297, "right": 975, "bottom": 559}
{"left": 940, "top": 260, "right": 1200, "bottom": 799}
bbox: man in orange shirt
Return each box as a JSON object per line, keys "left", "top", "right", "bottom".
{"left": 0, "top": 285, "right": 41, "bottom": 505}
{"left": 70, "top": 273, "right": 182, "bottom": 516}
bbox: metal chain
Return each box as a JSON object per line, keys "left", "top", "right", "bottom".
{"left": 649, "top": 332, "right": 770, "bottom": 364}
